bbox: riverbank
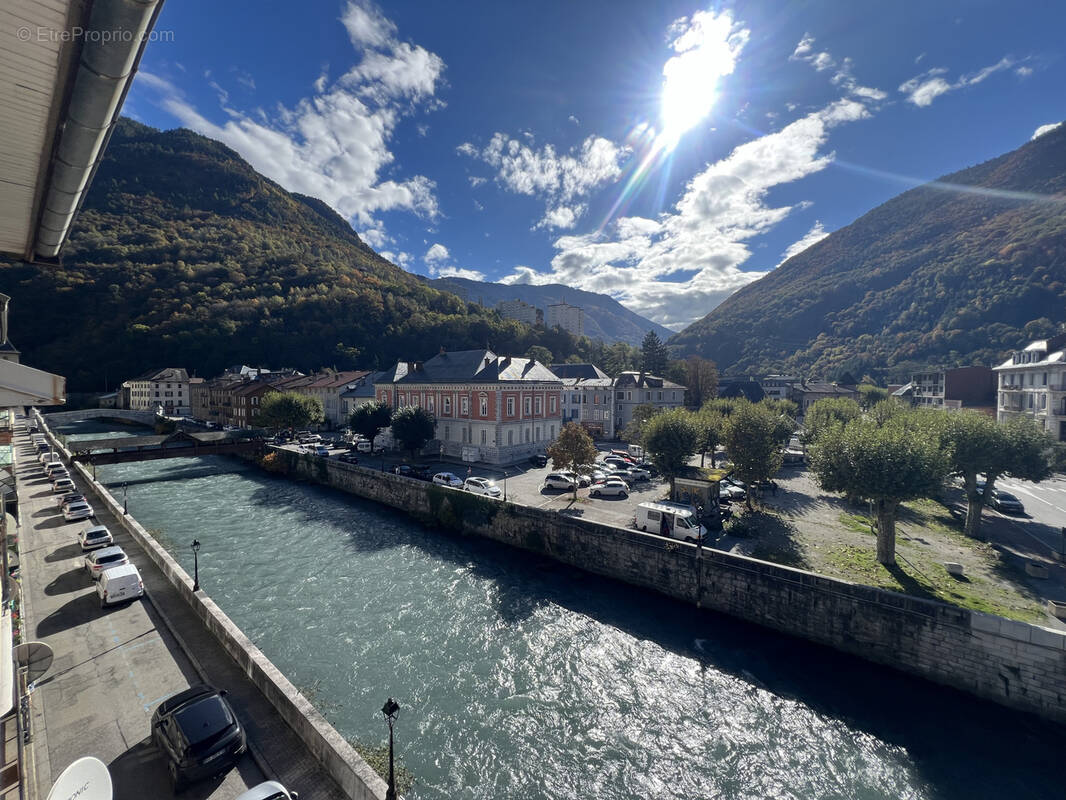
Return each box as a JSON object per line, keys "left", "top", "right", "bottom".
{"left": 263, "top": 446, "right": 1066, "bottom": 725}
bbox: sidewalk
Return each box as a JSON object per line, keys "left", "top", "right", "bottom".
{"left": 16, "top": 424, "right": 350, "bottom": 799}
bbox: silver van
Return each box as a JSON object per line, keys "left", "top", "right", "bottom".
{"left": 97, "top": 563, "right": 144, "bottom": 607}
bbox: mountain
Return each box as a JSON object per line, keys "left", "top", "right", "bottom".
{"left": 0, "top": 119, "right": 585, "bottom": 391}
{"left": 428, "top": 276, "right": 674, "bottom": 346}
{"left": 669, "top": 125, "right": 1066, "bottom": 381}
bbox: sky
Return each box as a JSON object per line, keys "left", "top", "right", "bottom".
{"left": 127, "top": 0, "right": 1066, "bottom": 331}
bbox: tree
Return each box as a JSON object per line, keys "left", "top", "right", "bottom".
{"left": 349, "top": 401, "right": 393, "bottom": 443}
{"left": 694, "top": 409, "right": 724, "bottom": 467}
{"left": 390, "top": 406, "right": 436, "bottom": 458}
{"left": 643, "top": 408, "right": 700, "bottom": 492}
{"left": 809, "top": 415, "right": 951, "bottom": 565}
{"left": 801, "top": 397, "right": 861, "bottom": 445}
{"left": 603, "top": 341, "right": 639, "bottom": 376}
{"left": 723, "top": 402, "right": 784, "bottom": 509}
{"left": 526, "top": 345, "right": 553, "bottom": 365}
{"left": 836, "top": 370, "right": 858, "bottom": 386}
{"left": 258, "top": 391, "right": 324, "bottom": 431}
{"left": 547, "top": 422, "right": 599, "bottom": 498}
{"left": 640, "top": 330, "right": 669, "bottom": 376}
{"left": 684, "top": 356, "right": 719, "bottom": 408}
{"left": 620, "top": 403, "right": 659, "bottom": 445}
{"left": 856, "top": 384, "right": 890, "bottom": 409}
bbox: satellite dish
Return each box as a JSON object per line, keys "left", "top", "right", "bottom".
{"left": 46, "top": 756, "right": 112, "bottom": 800}
{"left": 15, "top": 641, "right": 53, "bottom": 684}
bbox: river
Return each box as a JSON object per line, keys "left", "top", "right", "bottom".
{"left": 55, "top": 420, "right": 1063, "bottom": 800}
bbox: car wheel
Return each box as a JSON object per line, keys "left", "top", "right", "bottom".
{"left": 621, "top": 491, "right": 628, "bottom": 498}
{"left": 591, "top": 489, "right": 599, "bottom": 497}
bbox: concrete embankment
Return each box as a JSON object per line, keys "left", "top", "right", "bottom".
{"left": 264, "top": 447, "right": 1066, "bottom": 725}
{"left": 37, "top": 419, "right": 387, "bottom": 800}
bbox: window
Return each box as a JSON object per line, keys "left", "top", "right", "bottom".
{"left": 428, "top": 397, "right": 435, "bottom": 413}
{"left": 572, "top": 394, "right": 580, "bottom": 404}
{"left": 443, "top": 396, "right": 452, "bottom": 414}
{"left": 524, "top": 397, "right": 532, "bottom": 415}
{"left": 1041, "top": 394, "right": 1047, "bottom": 409}
{"left": 657, "top": 391, "right": 663, "bottom": 401}
{"left": 535, "top": 397, "right": 542, "bottom": 415}
{"left": 508, "top": 430, "right": 514, "bottom": 445}
{"left": 524, "top": 428, "right": 530, "bottom": 443}
{"left": 461, "top": 396, "right": 470, "bottom": 415}
{"left": 479, "top": 394, "right": 488, "bottom": 416}
{"left": 549, "top": 396, "right": 557, "bottom": 413}
{"left": 507, "top": 397, "right": 515, "bottom": 416}
{"left": 1043, "top": 372, "right": 1048, "bottom": 386}
{"left": 481, "top": 430, "right": 487, "bottom": 445}
{"left": 1028, "top": 394, "right": 1034, "bottom": 409}
{"left": 626, "top": 391, "right": 632, "bottom": 401}
{"left": 549, "top": 425, "right": 555, "bottom": 438}
{"left": 444, "top": 425, "right": 450, "bottom": 440}
{"left": 535, "top": 426, "right": 541, "bottom": 442}
{"left": 616, "top": 392, "right": 624, "bottom": 400}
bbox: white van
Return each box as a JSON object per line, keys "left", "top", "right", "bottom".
{"left": 97, "top": 563, "right": 144, "bottom": 607}
{"left": 635, "top": 501, "right": 708, "bottom": 543}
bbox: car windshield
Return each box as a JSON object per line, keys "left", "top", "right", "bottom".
{"left": 997, "top": 492, "right": 1019, "bottom": 501}
{"left": 98, "top": 554, "right": 124, "bottom": 564}
{"left": 676, "top": 516, "right": 693, "bottom": 529}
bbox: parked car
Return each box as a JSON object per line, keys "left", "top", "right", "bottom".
{"left": 589, "top": 479, "right": 628, "bottom": 498}
{"left": 635, "top": 501, "right": 708, "bottom": 543}
{"left": 235, "top": 781, "right": 298, "bottom": 800}
{"left": 394, "top": 464, "right": 415, "bottom": 477}
{"left": 85, "top": 546, "right": 129, "bottom": 579}
{"left": 432, "top": 472, "right": 464, "bottom": 488}
{"left": 337, "top": 452, "right": 360, "bottom": 464}
{"left": 585, "top": 469, "right": 609, "bottom": 483}
{"left": 43, "top": 460, "right": 65, "bottom": 474}
{"left": 355, "top": 439, "right": 374, "bottom": 453}
{"left": 58, "top": 492, "right": 86, "bottom": 509}
{"left": 464, "top": 477, "right": 502, "bottom": 497}
{"left": 602, "top": 456, "right": 633, "bottom": 468}
{"left": 314, "top": 445, "right": 330, "bottom": 457}
{"left": 97, "top": 563, "right": 144, "bottom": 607}
{"left": 53, "top": 478, "right": 77, "bottom": 495}
{"left": 152, "top": 684, "right": 247, "bottom": 790}
{"left": 529, "top": 454, "right": 548, "bottom": 468}
{"left": 990, "top": 489, "right": 1025, "bottom": 514}
{"left": 623, "top": 466, "right": 651, "bottom": 481}
{"left": 543, "top": 472, "right": 577, "bottom": 491}
{"left": 559, "top": 470, "right": 591, "bottom": 487}
{"left": 63, "top": 499, "right": 93, "bottom": 521}
{"left": 78, "top": 524, "right": 113, "bottom": 551}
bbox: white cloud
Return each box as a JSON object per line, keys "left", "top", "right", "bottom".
{"left": 792, "top": 37, "right": 887, "bottom": 103}
{"left": 900, "top": 57, "right": 1016, "bottom": 106}
{"left": 568, "top": 115, "right": 580, "bottom": 125}
{"left": 1016, "top": 65, "right": 1033, "bottom": 77}
{"left": 468, "top": 176, "right": 486, "bottom": 187}
{"left": 500, "top": 99, "right": 871, "bottom": 328}
{"left": 424, "top": 243, "right": 450, "bottom": 265}
{"left": 380, "top": 250, "right": 412, "bottom": 267}
{"left": 134, "top": 1, "right": 443, "bottom": 238}
{"left": 1032, "top": 121, "right": 1063, "bottom": 140}
{"left": 780, "top": 221, "right": 829, "bottom": 264}
{"left": 459, "top": 133, "right": 626, "bottom": 228}
{"left": 790, "top": 33, "right": 834, "bottom": 72}
{"left": 435, "top": 266, "right": 486, "bottom": 281}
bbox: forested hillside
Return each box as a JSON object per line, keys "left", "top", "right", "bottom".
{"left": 669, "top": 125, "right": 1066, "bottom": 381}
{"left": 0, "top": 119, "right": 584, "bottom": 390}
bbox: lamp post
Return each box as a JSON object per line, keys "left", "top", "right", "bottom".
{"left": 502, "top": 469, "right": 508, "bottom": 502}
{"left": 122, "top": 482, "right": 128, "bottom": 515}
{"left": 381, "top": 697, "right": 400, "bottom": 800}
{"left": 191, "top": 539, "right": 201, "bottom": 592}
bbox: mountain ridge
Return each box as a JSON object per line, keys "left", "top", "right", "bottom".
{"left": 668, "top": 125, "right": 1066, "bottom": 381}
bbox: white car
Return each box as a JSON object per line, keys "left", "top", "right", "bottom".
{"left": 63, "top": 500, "right": 94, "bottom": 521}
{"left": 314, "top": 445, "right": 330, "bottom": 457}
{"left": 234, "top": 781, "right": 298, "bottom": 800}
{"left": 53, "top": 478, "right": 76, "bottom": 495}
{"left": 432, "top": 472, "right": 464, "bottom": 488}
{"left": 464, "top": 477, "right": 501, "bottom": 496}
{"left": 543, "top": 472, "right": 576, "bottom": 490}
{"left": 79, "top": 524, "right": 113, "bottom": 551}
{"left": 590, "top": 479, "right": 628, "bottom": 498}
{"left": 355, "top": 439, "right": 373, "bottom": 453}
{"left": 85, "top": 546, "right": 129, "bottom": 580}
{"left": 625, "top": 466, "right": 651, "bottom": 481}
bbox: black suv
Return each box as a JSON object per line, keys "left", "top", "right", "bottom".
{"left": 152, "top": 685, "right": 246, "bottom": 790}
{"left": 529, "top": 454, "right": 548, "bottom": 467}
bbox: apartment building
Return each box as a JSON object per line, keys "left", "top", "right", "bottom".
{"left": 125, "top": 367, "right": 197, "bottom": 416}
{"left": 546, "top": 302, "right": 585, "bottom": 337}
{"left": 613, "top": 371, "right": 686, "bottom": 433}
{"left": 495, "top": 299, "right": 542, "bottom": 327}
{"left": 994, "top": 332, "right": 1066, "bottom": 441}
{"left": 910, "top": 366, "right": 996, "bottom": 412}
{"left": 551, "top": 363, "right": 614, "bottom": 438}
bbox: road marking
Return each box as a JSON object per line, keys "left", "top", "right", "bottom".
{"left": 1003, "top": 483, "right": 1066, "bottom": 514}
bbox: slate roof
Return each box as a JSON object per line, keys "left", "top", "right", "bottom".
{"left": 614, "top": 371, "right": 684, "bottom": 390}
{"left": 794, "top": 382, "right": 856, "bottom": 395}
{"left": 385, "top": 349, "right": 560, "bottom": 385}
{"left": 341, "top": 370, "right": 390, "bottom": 398}
{"left": 550, "top": 363, "right": 609, "bottom": 380}
{"left": 134, "top": 367, "right": 190, "bottom": 382}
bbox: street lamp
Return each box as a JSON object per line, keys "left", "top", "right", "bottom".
{"left": 381, "top": 697, "right": 400, "bottom": 800}
{"left": 502, "top": 469, "right": 508, "bottom": 502}
{"left": 191, "top": 539, "right": 201, "bottom": 592}
{"left": 122, "top": 482, "right": 128, "bottom": 515}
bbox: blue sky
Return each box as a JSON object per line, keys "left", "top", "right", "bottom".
{"left": 128, "top": 0, "right": 1066, "bottom": 330}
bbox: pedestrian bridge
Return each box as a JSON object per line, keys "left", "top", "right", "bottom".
{"left": 43, "top": 408, "right": 158, "bottom": 426}
{"left": 67, "top": 429, "right": 265, "bottom": 465}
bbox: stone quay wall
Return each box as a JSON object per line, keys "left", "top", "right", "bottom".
{"left": 268, "top": 447, "right": 1066, "bottom": 724}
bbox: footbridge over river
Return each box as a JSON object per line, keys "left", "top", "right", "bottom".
{"left": 44, "top": 408, "right": 158, "bottom": 426}
{"left": 65, "top": 429, "right": 265, "bottom": 465}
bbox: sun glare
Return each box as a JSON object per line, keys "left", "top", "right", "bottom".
{"left": 659, "top": 10, "right": 747, "bottom": 149}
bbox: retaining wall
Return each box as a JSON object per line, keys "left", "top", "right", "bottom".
{"left": 268, "top": 447, "right": 1066, "bottom": 724}
{"left": 37, "top": 416, "right": 386, "bottom": 800}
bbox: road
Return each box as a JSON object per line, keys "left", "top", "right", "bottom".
{"left": 993, "top": 475, "right": 1066, "bottom": 558}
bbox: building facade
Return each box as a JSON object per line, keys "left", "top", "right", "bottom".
{"left": 789, "top": 381, "right": 857, "bottom": 414}
{"left": 613, "top": 371, "right": 685, "bottom": 434}
{"left": 910, "top": 366, "right": 996, "bottom": 412}
{"left": 995, "top": 333, "right": 1066, "bottom": 441}
{"left": 762, "top": 375, "right": 799, "bottom": 401}
{"left": 125, "top": 367, "right": 196, "bottom": 416}
{"left": 546, "top": 302, "right": 585, "bottom": 337}
{"left": 551, "top": 363, "right": 614, "bottom": 438}
{"left": 375, "top": 349, "right": 562, "bottom": 464}
{"left": 495, "top": 299, "right": 541, "bottom": 327}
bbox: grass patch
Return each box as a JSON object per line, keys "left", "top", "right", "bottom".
{"left": 838, "top": 511, "right": 875, "bottom": 535}
{"left": 822, "top": 544, "right": 1044, "bottom": 623}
